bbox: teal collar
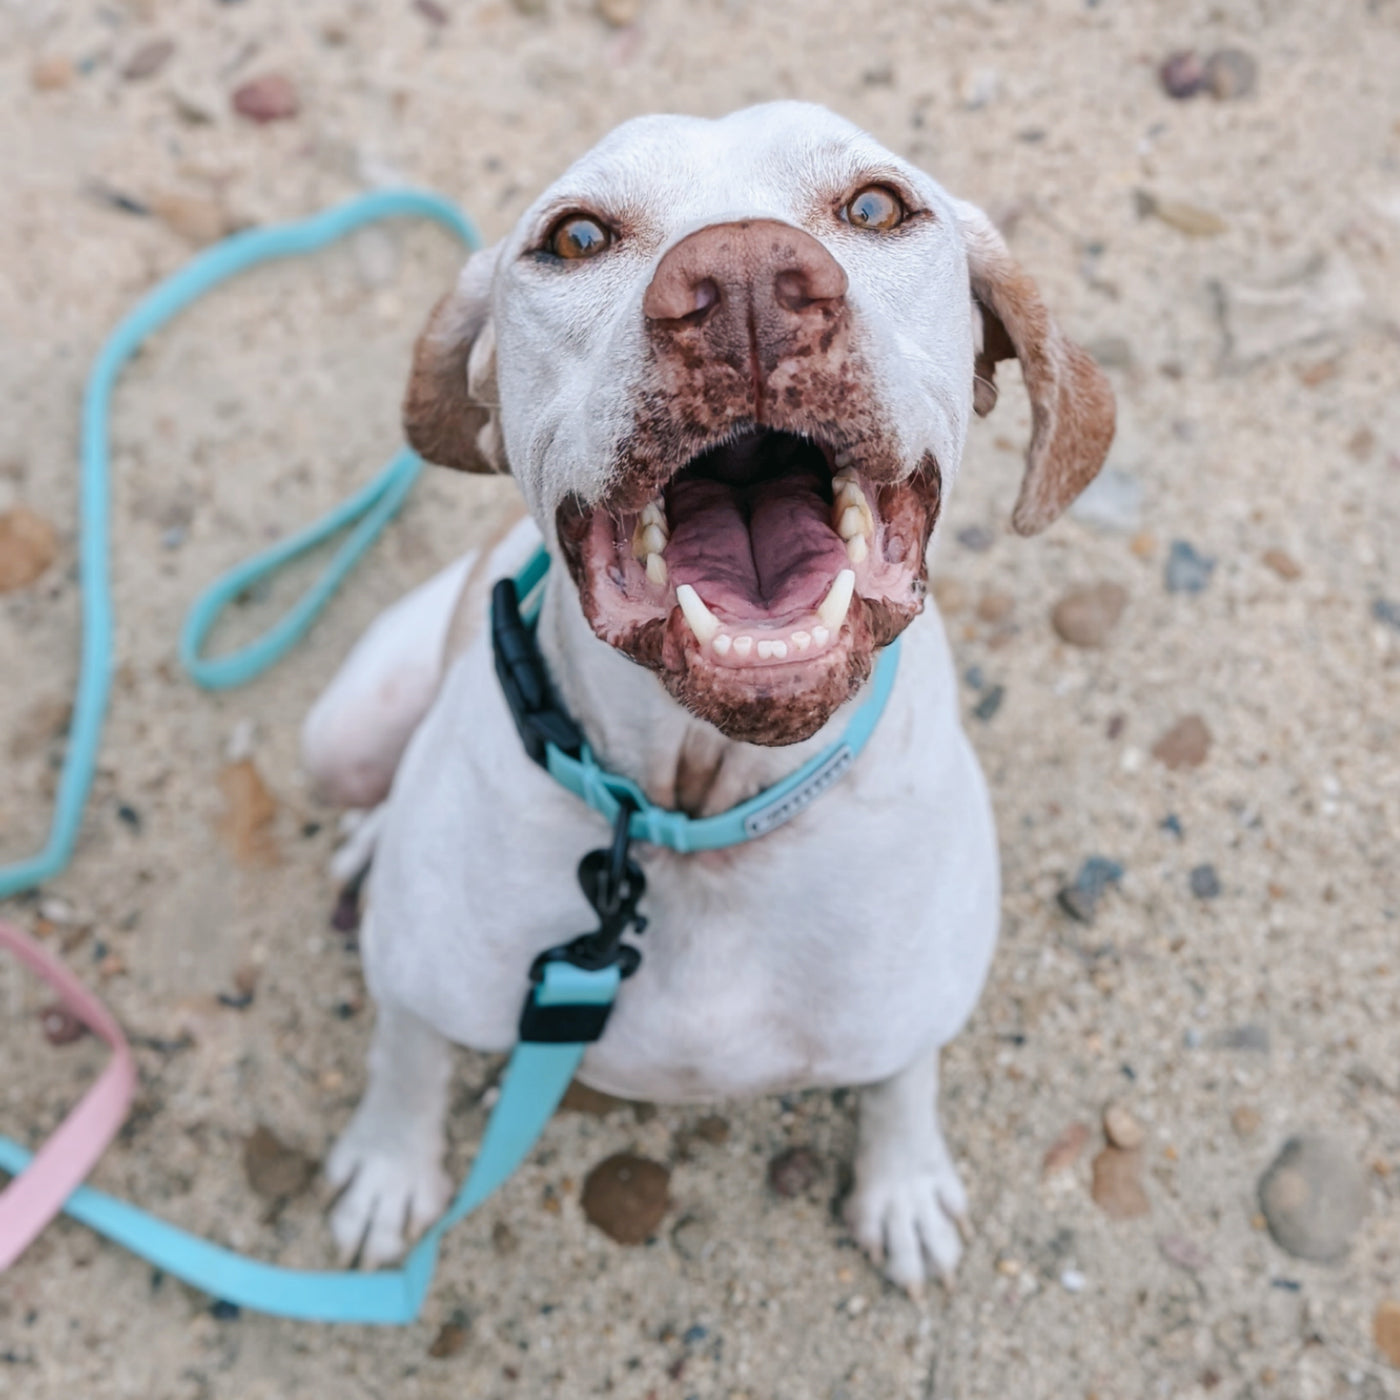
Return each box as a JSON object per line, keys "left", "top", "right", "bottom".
{"left": 493, "top": 546, "right": 900, "bottom": 855}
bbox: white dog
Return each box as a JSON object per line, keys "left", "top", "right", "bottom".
{"left": 302, "top": 102, "right": 1114, "bottom": 1293}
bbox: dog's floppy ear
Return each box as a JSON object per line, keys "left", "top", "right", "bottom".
{"left": 402, "top": 244, "right": 508, "bottom": 474}
{"left": 954, "top": 201, "right": 1115, "bottom": 535}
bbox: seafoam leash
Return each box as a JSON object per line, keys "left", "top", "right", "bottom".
{"left": 0, "top": 191, "right": 901, "bottom": 1323}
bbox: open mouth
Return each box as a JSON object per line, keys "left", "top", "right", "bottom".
{"left": 558, "top": 428, "right": 940, "bottom": 745}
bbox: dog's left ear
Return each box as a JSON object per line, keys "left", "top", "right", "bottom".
{"left": 954, "top": 201, "right": 1116, "bottom": 535}
{"left": 402, "top": 243, "right": 508, "bottom": 474}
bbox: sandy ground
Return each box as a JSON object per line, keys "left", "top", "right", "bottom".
{"left": 2, "top": 1, "right": 1400, "bottom": 1397}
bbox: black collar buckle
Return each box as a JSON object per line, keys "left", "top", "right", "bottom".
{"left": 491, "top": 577, "right": 584, "bottom": 767}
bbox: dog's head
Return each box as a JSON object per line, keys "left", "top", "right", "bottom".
{"left": 405, "top": 103, "right": 1114, "bottom": 746}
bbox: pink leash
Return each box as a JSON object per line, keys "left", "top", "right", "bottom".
{"left": 0, "top": 919, "right": 136, "bottom": 1269}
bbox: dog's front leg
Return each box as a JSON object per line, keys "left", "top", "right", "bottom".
{"left": 325, "top": 1001, "right": 454, "bottom": 1267}
{"left": 845, "top": 1043, "right": 969, "bottom": 1294}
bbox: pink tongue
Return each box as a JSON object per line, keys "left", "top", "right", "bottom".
{"left": 666, "top": 474, "right": 848, "bottom": 620}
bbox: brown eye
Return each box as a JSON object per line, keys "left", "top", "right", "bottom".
{"left": 548, "top": 214, "right": 611, "bottom": 260}
{"left": 843, "top": 185, "right": 904, "bottom": 232}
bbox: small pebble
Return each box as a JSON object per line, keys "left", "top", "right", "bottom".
{"left": 1158, "top": 1233, "right": 1209, "bottom": 1273}
{"left": 1103, "top": 1102, "right": 1144, "bottom": 1151}
{"left": 1043, "top": 1121, "right": 1091, "bottom": 1177}
{"left": 149, "top": 192, "right": 234, "bottom": 246}
{"left": 1069, "top": 468, "right": 1143, "bottom": 532}
{"left": 209, "top": 1301, "right": 240, "bottom": 1321}
{"left": 0, "top": 505, "right": 59, "bottom": 592}
{"left": 1262, "top": 548, "right": 1302, "bottom": 580}
{"left": 1151, "top": 715, "right": 1212, "bottom": 770}
{"left": 682, "top": 1324, "right": 709, "bottom": 1345}
{"left": 671, "top": 1214, "right": 716, "bottom": 1262}
{"left": 1204, "top": 47, "right": 1257, "bottom": 100}
{"left": 1373, "top": 598, "right": 1400, "bottom": 633}
{"left": 596, "top": 0, "right": 641, "bottom": 24}
{"left": 1091, "top": 1147, "right": 1150, "bottom": 1220}
{"left": 1189, "top": 864, "right": 1221, "bottom": 899}
{"left": 1374, "top": 1300, "right": 1400, "bottom": 1369}
{"left": 581, "top": 1153, "right": 670, "bottom": 1244}
{"left": 1232, "top": 1105, "right": 1262, "bottom": 1138}
{"left": 1158, "top": 50, "right": 1205, "bottom": 99}
{"left": 1057, "top": 856, "right": 1123, "bottom": 924}
{"left": 1137, "top": 191, "right": 1229, "bottom": 238}
{"left": 972, "top": 684, "right": 1005, "bottom": 723}
{"left": 1212, "top": 1023, "right": 1270, "bottom": 1053}
{"left": 1051, "top": 581, "right": 1128, "bottom": 647}
{"left": 40, "top": 1004, "right": 87, "bottom": 1046}
{"left": 39, "top": 897, "right": 77, "bottom": 925}
{"left": 1164, "top": 540, "right": 1216, "bottom": 594}
{"left": 31, "top": 55, "right": 76, "bottom": 92}
{"left": 1059, "top": 1269, "right": 1086, "bottom": 1293}
{"left": 122, "top": 39, "right": 175, "bottom": 81}
{"left": 767, "top": 1146, "right": 822, "bottom": 1198}
{"left": 491, "top": 1221, "right": 519, "bottom": 1255}
{"left": 1257, "top": 1134, "right": 1368, "bottom": 1262}
{"left": 242, "top": 1125, "right": 316, "bottom": 1202}
{"left": 231, "top": 74, "right": 300, "bottom": 123}
{"left": 428, "top": 1310, "right": 470, "bottom": 1358}
{"left": 692, "top": 1114, "right": 730, "bottom": 1145}
{"left": 414, "top": 0, "right": 450, "bottom": 23}
{"left": 956, "top": 524, "right": 995, "bottom": 553}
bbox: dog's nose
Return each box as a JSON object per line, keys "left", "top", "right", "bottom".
{"left": 643, "top": 219, "right": 848, "bottom": 327}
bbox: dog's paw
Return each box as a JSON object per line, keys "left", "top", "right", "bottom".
{"left": 845, "top": 1155, "right": 969, "bottom": 1295}
{"left": 325, "top": 1121, "right": 451, "bottom": 1268}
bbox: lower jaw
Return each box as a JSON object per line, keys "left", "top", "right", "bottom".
{"left": 559, "top": 459, "right": 940, "bottom": 746}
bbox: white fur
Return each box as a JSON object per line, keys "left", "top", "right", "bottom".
{"left": 312, "top": 104, "right": 1011, "bottom": 1287}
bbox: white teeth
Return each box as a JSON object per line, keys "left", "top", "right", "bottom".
{"left": 676, "top": 584, "right": 721, "bottom": 644}
{"left": 756, "top": 639, "right": 788, "bottom": 660}
{"left": 632, "top": 504, "right": 670, "bottom": 562}
{"left": 845, "top": 534, "right": 869, "bottom": 565}
{"left": 812, "top": 624, "right": 830, "bottom": 646}
{"left": 712, "top": 633, "right": 732, "bottom": 656}
{"left": 817, "top": 569, "right": 855, "bottom": 631}
{"left": 790, "top": 630, "right": 811, "bottom": 651}
{"left": 645, "top": 552, "right": 668, "bottom": 586}
{"left": 732, "top": 635, "right": 754, "bottom": 657}
{"left": 836, "top": 505, "right": 866, "bottom": 541}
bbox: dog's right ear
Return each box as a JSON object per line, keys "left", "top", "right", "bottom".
{"left": 402, "top": 245, "right": 508, "bottom": 474}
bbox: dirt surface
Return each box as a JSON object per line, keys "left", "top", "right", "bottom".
{"left": 3, "top": 2, "right": 1400, "bottom": 1397}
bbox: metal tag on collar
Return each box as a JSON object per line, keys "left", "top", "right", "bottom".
{"left": 518, "top": 802, "right": 647, "bottom": 1044}
{"left": 491, "top": 577, "right": 583, "bottom": 767}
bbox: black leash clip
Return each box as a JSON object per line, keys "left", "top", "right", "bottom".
{"left": 519, "top": 802, "right": 648, "bottom": 1044}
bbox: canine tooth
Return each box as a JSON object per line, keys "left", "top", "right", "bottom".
{"left": 817, "top": 569, "right": 856, "bottom": 631}
{"left": 732, "top": 635, "right": 754, "bottom": 657}
{"left": 790, "top": 630, "right": 812, "bottom": 651}
{"left": 837, "top": 505, "right": 866, "bottom": 541}
{"left": 676, "top": 584, "right": 721, "bottom": 644}
{"left": 712, "top": 633, "right": 732, "bottom": 656}
{"left": 846, "top": 534, "right": 869, "bottom": 565}
{"left": 756, "top": 639, "right": 789, "bottom": 660}
{"left": 812, "top": 624, "right": 830, "bottom": 646}
{"left": 640, "top": 501, "right": 667, "bottom": 530}
{"left": 645, "top": 552, "right": 668, "bottom": 586}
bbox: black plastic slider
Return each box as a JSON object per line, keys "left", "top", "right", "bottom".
{"left": 491, "top": 578, "right": 584, "bottom": 766}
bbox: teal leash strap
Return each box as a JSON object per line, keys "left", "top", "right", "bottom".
{"left": 0, "top": 961, "right": 618, "bottom": 1323}
{"left": 0, "top": 189, "right": 479, "bottom": 899}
